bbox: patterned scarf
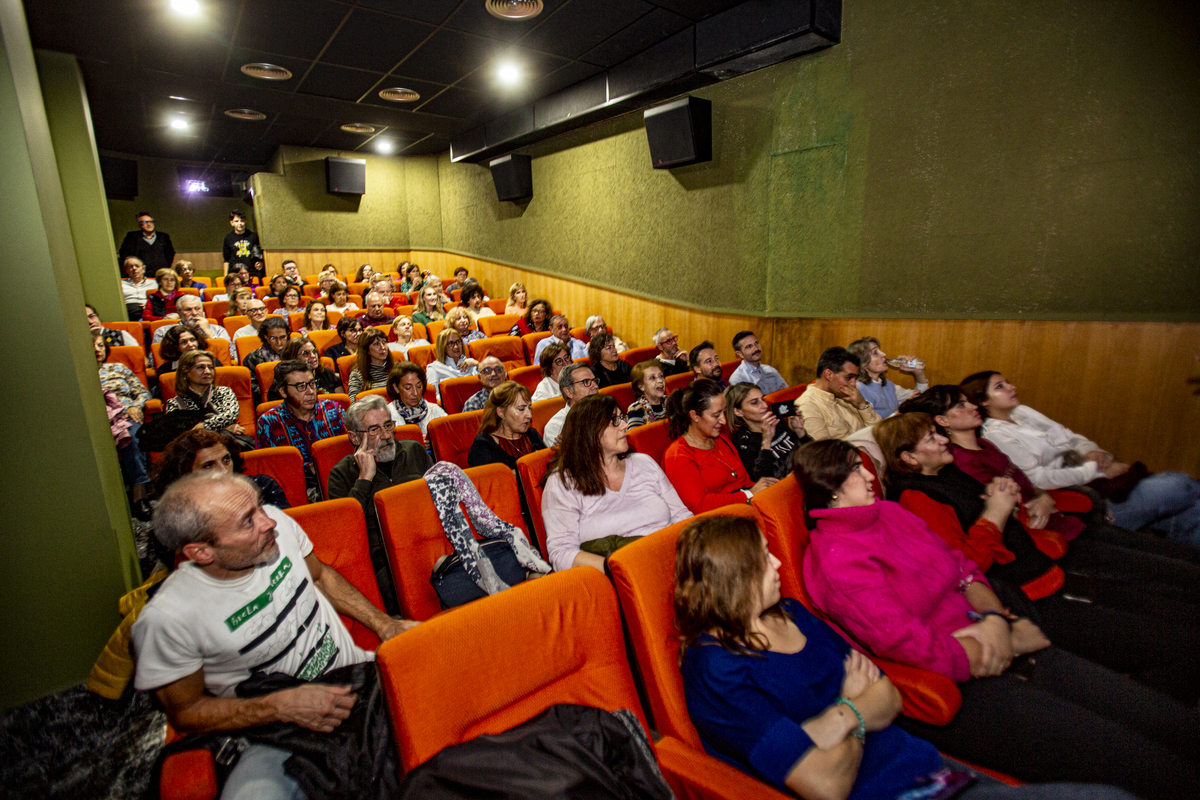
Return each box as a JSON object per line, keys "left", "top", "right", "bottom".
{"left": 424, "top": 462, "right": 550, "bottom": 594}
{"left": 393, "top": 398, "right": 428, "bottom": 426}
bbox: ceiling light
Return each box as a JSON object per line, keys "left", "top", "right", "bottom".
{"left": 497, "top": 62, "right": 521, "bottom": 86}
{"left": 375, "top": 140, "right": 394, "bottom": 154}
{"left": 168, "top": 95, "right": 191, "bottom": 101}
{"left": 379, "top": 87, "right": 420, "bottom": 103}
{"left": 170, "top": 0, "right": 200, "bottom": 15}
{"left": 240, "top": 63, "right": 292, "bottom": 81}
{"left": 225, "top": 108, "right": 267, "bottom": 121}
{"left": 485, "top": 0, "right": 543, "bottom": 20}
{"left": 340, "top": 123, "right": 377, "bottom": 134}
{"left": 169, "top": 118, "right": 188, "bottom": 130}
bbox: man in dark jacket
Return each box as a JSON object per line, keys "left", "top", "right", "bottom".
{"left": 118, "top": 211, "right": 175, "bottom": 275}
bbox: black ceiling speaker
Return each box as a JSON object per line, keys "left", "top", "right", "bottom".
{"left": 325, "top": 157, "right": 366, "bottom": 194}
{"left": 644, "top": 96, "right": 712, "bottom": 169}
{"left": 490, "top": 154, "right": 533, "bottom": 202}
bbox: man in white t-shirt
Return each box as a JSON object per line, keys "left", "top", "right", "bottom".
{"left": 132, "top": 472, "right": 416, "bottom": 799}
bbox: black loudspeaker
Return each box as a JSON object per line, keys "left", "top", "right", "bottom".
{"left": 644, "top": 96, "right": 712, "bottom": 169}
{"left": 325, "top": 157, "right": 366, "bottom": 194}
{"left": 100, "top": 155, "right": 138, "bottom": 199}
{"left": 489, "top": 154, "right": 533, "bottom": 202}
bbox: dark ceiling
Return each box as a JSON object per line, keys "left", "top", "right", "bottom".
{"left": 24, "top": 0, "right": 747, "bottom": 166}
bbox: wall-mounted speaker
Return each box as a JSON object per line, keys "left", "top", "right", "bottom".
{"left": 490, "top": 154, "right": 533, "bottom": 202}
{"left": 100, "top": 155, "right": 138, "bottom": 200}
{"left": 644, "top": 96, "right": 712, "bottom": 169}
{"left": 325, "top": 157, "right": 366, "bottom": 194}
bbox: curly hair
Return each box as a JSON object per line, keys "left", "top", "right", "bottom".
{"left": 160, "top": 323, "right": 208, "bottom": 364}
{"left": 152, "top": 428, "right": 245, "bottom": 496}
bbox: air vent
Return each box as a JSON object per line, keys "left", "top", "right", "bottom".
{"left": 240, "top": 62, "right": 292, "bottom": 81}
{"left": 340, "top": 123, "right": 377, "bottom": 134}
{"left": 224, "top": 108, "right": 267, "bottom": 121}
{"left": 485, "top": 0, "right": 543, "bottom": 21}
{"left": 379, "top": 87, "right": 420, "bottom": 102}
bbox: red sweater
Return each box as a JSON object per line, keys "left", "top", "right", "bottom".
{"left": 663, "top": 434, "right": 753, "bottom": 513}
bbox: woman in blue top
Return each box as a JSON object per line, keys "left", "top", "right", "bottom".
{"left": 675, "top": 514, "right": 1133, "bottom": 800}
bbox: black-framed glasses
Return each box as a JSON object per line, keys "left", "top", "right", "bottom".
{"left": 355, "top": 420, "right": 396, "bottom": 436}
{"left": 447, "top": 338, "right": 463, "bottom": 346}
{"left": 573, "top": 377, "right": 598, "bottom": 388}
{"left": 610, "top": 413, "right": 629, "bottom": 427}
{"left": 287, "top": 380, "right": 317, "bottom": 393}
{"left": 138, "top": 218, "right": 154, "bottom": 224}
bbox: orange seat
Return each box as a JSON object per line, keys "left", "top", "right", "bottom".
{"left": 106, "top": 345, "right": 150, "bottom": 389}
{"left": 255, "top": 362, "right": 280, "bottom": 402}
{"left": 406, "top": 344, "right": 435, "bottom": 369}
{"left": 521, "top": 331, "right": 552, "bottom": 363}
{"left": 426, "top": 320, "right": 446, "bottom": 341}
{"left": 485, "top": 298, "right": 507, "bottom": 314}
{"left": 507, "top": 364, "right": 542, "bottom": 395}
{"left": 222, "top": 315, "right": 249, "bottom": 340}
{"left": 627, "top": 419, "right": 672, "bottom": 466}
{"left": 478, "top": 314, "right": 518, "bottom": 337}
{"left": 427, "top": 410, "right": 484, "bottom": 469}
{"left": 409, "top": 321, "right": 427, "bottom": 342}
{"left": 160, "top": 366, "right": 257, "bottom": 433}
{"left": 468, "top": 336, "right": 526, "bottom": 372}
{"left": 311, "top": 426, "right": 424, "bottom": 499}
{"left": 516, "top": 447, "right": 556, "bottom": 560}
{"left": 599, "top": 382, "right": 635, "bottom": 411}
{"left": 202, "top": 300, "right": 226, "bottom": 323}
{"left": 302, "top": 284, "right": 322, "bottom": 297}
{"left": 720, "top": 360, "right": 740, "bottom": 381}
{"left": 201, "top": 287, "right": 222, "bottom": 301}
{"left": 287, "top": 312, "right": 306, "bottom": 332}
{"left": 191, "top": 277, "right": 213, "bottom": 288}
{"left": 336, "top": 354, "right": 357, "bottom": 392}
{"left": 235, "top": 338, "right": 262, "bottom": 367}
{"left": 348, "top": 281, "right": 368, "bottom": 297}
{"left": 606, "top": 506, "right": 794, "bottom": 800}
{"left": 619, "top": 345, "right": 658, "bottom": 367}
{"left": 145, "top": 319, "right": 183, "bottom": 341}
{"left": 373, "top": 463, "right": 527, "bottom": 621}
{"left": 764, "top": 383, "right": 808, "bottom": 404}
{"left": 254, "top": 285, "right": 271, "bottom": 299}
{"left": 102, "top": 320, "right": 145, "bottom": 349}
{"left": 241, "top": 446, "right": 309, "bottom": 507}
{"left": 177, "top": 287, "right": 201, "bottom": 298}
{"left": 440, "top": 375, "right": 482, "bottom": 415}
{"left": 264, "top": 297, "right": 281, "bottom": 312}
{"left": 750, "top": 475, "right": 962, "bottom": 725}
{"left": 393, "top": 305, "right": 415, "bottom": 320}
{"left": 664, "top": 371, "right": 693, "bottom": 396}
{"left": 150, "top": 339, "right": 232, "bottom": 370}
{"left": 307, "top": 329, "right": 340, "bottom": 355}
{"left": 530, "top": 396, "right": 564, "bottom": 437}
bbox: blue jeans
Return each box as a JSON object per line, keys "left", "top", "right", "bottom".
{"left": 221, "top": 745, "right": 303, "bottom": 800}
{"left": 116, "top": 421, "right": 149, "bottom": 487}
{"left": 1109, "top": 471, "right": 1200, "bottom": 548}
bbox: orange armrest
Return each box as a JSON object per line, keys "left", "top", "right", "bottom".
{"left": 1048, "top": 489, "right": 1093, "bottom": 514}
{"left": 160, "top": 748, "right": 218, "bottom": 800}
{"left": 871, "top": 657, "right": 962, "bottom": 726}
{"left": 145, "top": 399, "right": 163, "bottom": 416}
{"left": 655, "top": 735, "right": 794, "bottom": 800}
{"left": 1027, "top": 528, "right": 1068, "bottom": 560}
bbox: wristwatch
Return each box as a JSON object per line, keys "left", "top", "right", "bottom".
{"left": 967, "top": 610, "right": 1016, "bottom": 628}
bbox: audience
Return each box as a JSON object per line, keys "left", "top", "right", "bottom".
{"left": 504, "top": 282, "right": 528, "bottom": 315}
{"left": 848, "top": 336, "right": 930, "bottom": 418}
{"left": 532, "top": 341, "right": 571, "bottom": 402}
{"left": 462, "top": 356, "right": 507, "bottom": 412}
{"left": 152, "top": 428, "right": 289, "bottom": 510}
{"left": 327, "top": 395, "right": 433, "bottom": 615}
{"left": 446, "top": 266, "right": 470, "bottom": 293}
{"left": 728, "top": 330, "right": 787, "bottom": 394}
{"left": 542, "top": 394, "right": 690, "bottom": 572}
{"left": 725, "top": 382, "right": 810, "bottom": 480}
{"left": 652, "top": 327, "right": 690, "bottom": 376}
{"left": 158, "top": 323, "right": 205, "bottom": 371}
{"left": 467, "top": 381, "right": 545, "bottom": 469}
{"left": 150, "top": 295, "right": 231, "bottom": 354}
{"left": 267, "top": 274, "right": 289, "bottom": 298}
{"left": 626, "top": 360, "right": 668, "bottom": 428}
{"left": 795, "top": 438, "right": 1200, "bottom": 797}
{"left": 346, "top": 328, "right": 393, "bottom": 402}
{"left": 298, "top": 299, "right": 331, "bottom": 335}
{"left": 281, "top": 259, "right": 306, "bottom": 286}
{"left": 446, "top": 307, "right": 484, "bottom": 346}
{"left": 86, "top": 303, "right": 139, "bottom": 348}
{"left": 358, "top": 291, "right": 393, "bottom": 327}
{"left": 663, "top": 378, "right": 776, "bottom": 512}
{"left": 95, "top": 333, "right": 151, "bottom": 500}
{"left": 543, "top": 363, "right": 598, "bottom": 447}
{"left": 461, "top": 284, "right": 493, "bottom": 319}
{"left": 325, "top": 315, "right": 363, "bottom": 362}
{"left": 423, "top": 275, "right": 452, "bottom": 306}
{"left": 223, "top": 209, "right": 263, "bottom": 278}
{"left": 173, "top": 260, "right": 204, "bottom": 290}
{"left": 388, "top": 315, "right": 430, "bottom": 358}
{"left": 141, "top": 268, "right": 183, "bottom": 321}
{"left": 534, "top": 315, "right": 588, "bottom": 361}
{"left": 355, "top": 263, "right": 375, "bottom": 283}
{"left": 120, "top": 256, "right": 157, "bottom": 320}
{"left": 588, "top": 333, "right": 631, "bottom": 389}
{"left": 426, "top": 328, "right": 478, "bottom": 402}
{"left": 164, "top": 350, "right": 248, "bottom": 446}
{"left": 371, "top": 277, "right": 402, "bottom": 312}
{"left": 222, "top": 284, "right": 251, "bottom": 317}
{"left": 326, "top": 281, "right": 358, "bottom": 313}
{"left": 963, "top": 370, "right": 1200, "bottom": 548}
{"left": 385, "top": 361, "right": 446, "bottom": 444}
{"left": 256, "top": 359, "right": 346, "bottom": 501}
{"left": 231, "top": 299, "right": 269, "bottom": 339}
{"left": 510, "top": 298, "right": 551, "bottom": 336}
{"left": 399, "top": 263, "right": 422, "bottom": 294}
{"left": 582, "top": 315, "right": 627, "bottom": 352}
{"left": 241, "top": 316, "right": 290, "bottom": 397}
{"left": 689, "top": 341, "right": 727, "bottom": 387}
{"left": 796, "top": 346, "right": 882, "bottom": 441}
{"left": 269, "top": 337, "right": 342, "bottom": 398}
{"left": 412, "top": 286, "right": 445, "bottom": 326}
{"left": 210, "top": 272, "right": 241, "bottom": 303}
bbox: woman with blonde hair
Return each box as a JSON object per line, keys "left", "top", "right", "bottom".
{"left": 226, "top": 286, "right": 254, "bottom": 319}
{"left": 174, "top": 260, "right": 205, "bottom": 290}
{"left": 412, "top": 285, "right": 446, "bottom": 325}
{"left": 426, "top": 327, "right": 478, "bottom": 401}
{"left": 142, "top": 268, "right": 182, "bottom": 321}
{"left": 467, "top": 381, "right": 545, "bottom": 469}
{"left": 505, "top": 282, "right": 528, "bottom": 315}
{"left": 388, "top": 315, "right": 430, "bottom": 358}
{"left": 446, "top": 306, "right": 484, "bottom": 345}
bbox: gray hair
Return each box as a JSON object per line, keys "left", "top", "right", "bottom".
{"left": 153, "top": 472, "right": 260, "bottom": 553}
{"left": 559, "top": 363, "right": 591, "bottom": 404}
{"left": 550, "top": 314, "right": 568, "bottom": 328}
{"left": 653, "top": 328, "right": 673, "bottom": 346}
{"left": 585, "top": 315, "right": 604, "bottom": 332}
{"left": 345, "top": 394, "right": 389, "bottom": 432}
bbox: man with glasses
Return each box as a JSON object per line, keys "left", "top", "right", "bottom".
{"left": 543, "top": 364, "right": 599, "bottom": 447}
{"left": 256, "top": 359, "right": 346, "bottom": 501}
{"left": 232, "top": 300, "right": 270, "bottom": 340}
{"left": 653, "top": 328, "right": 690, "bottom": 376}
{"left": 242, "top": 317, "right": 291, "bottom": 398}
{"left": 461, "top": 356, "right": 508, "bottom": 412}
{"left": 150, "top": 293, "right": 233, "bottom": 353}
{"left": 534, "top": 314, "right": 588, "bottom": 361}
{"left": 118, "top": 211, "right": 175, "bottom": 275}
{"left": 327, "top": 395, "right": 432, "bottom": 615}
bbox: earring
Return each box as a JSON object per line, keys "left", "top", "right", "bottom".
{"left": 831, "top": 493, "right": 838, "bottom": 501}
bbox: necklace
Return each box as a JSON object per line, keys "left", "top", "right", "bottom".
{"left": 685, "top": 431, "right": 739, "bottom": 478}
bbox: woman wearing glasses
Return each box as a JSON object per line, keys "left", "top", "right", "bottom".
{"left": 427, "top": 328, "right": 478, "bottom": 402}
{"left": 532, "top": 341, "right": 572, "bottom": 402}
{"left": 542, "top": 394, "right": 690, "bottom": 573}
{"left": 325, "top": 315, "right": 363, "bottom": 362}
{"left": 467, "top": 382, "right": 544, "bottom": 469}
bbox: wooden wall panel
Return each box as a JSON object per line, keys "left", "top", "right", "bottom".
{"left": 172, "top": 251, "right": 223, "bottom": 273}
{"left": 177, "top": 249, "right": 1200, "bottom": 473}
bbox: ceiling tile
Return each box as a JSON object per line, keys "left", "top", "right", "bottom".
{"left": 357, "top": 0, "right": 461, "bottom": 25}
{"left": 443, "top": 0, "right": 567, "bottom": 43}
{"left": 269, "top": 114, "right": 336, "bottom": 146}
{"left": 455, "top": 46, "right": 571, "bottom": 93}
{"left": 24, "top": 0, "right": 134, "bottom": 61}
{"left": 320, "top": 8, "right": 435, "bottom": 73}
{"left": 391, "top": 28, "right": 506, "bottom": 85}
{"left": 360, "top": 76, "right": 449, "bottom": 109}
{"left": 403, "top": 133, "right": 451, "bottom": 156}
{"left": 581, "top": 7, "right": 691, "bottom": 68}
{"left": 296, "top": 63, "right": 386, "bottom": 102}
{"left": 415, "top": 86, "right": 489, "bottom": 119}
{"left": 527, "top": 59, "right": 605, "bottom": 98}
{"left": 223, "top": 48, "right": 312, "bottom": 89}
{"left": 312, "top": 126, "right": 386, "bottom": 152}
{"left": 646, "top": 0, "right": 744, "bottom": 22}
{"left": 235, "top": 0, "right": 349, "bottom": 60}
{"left": 519, "top": 0, "right": 655, "bottom": 59}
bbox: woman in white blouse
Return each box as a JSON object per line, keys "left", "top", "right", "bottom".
{"left": 425, "top": 327, "right": 478, "bottom": 402}
{"left": 387, "top": 315, "right": 430, "bottom": 358}
{"left": 532, "top": 340, "right": 572, "bottom": 402}
{"left": 542, "top": 394, "right": 691, "bottom": 573}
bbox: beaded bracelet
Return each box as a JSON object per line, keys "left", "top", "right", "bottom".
{"left": 835, "top": 697, "right": 866, "bottom": 740}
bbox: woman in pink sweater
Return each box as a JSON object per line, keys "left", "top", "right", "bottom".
{"left": 794, "top": 439, "right": 1200, "bottom": 799}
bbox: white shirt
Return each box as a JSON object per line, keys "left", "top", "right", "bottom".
{"left": 122, "top": 278, "right": 157, "bottom": 306}
{"left": 531, "top": 375, "right": 562, "bottom": 403}
{"left": 534, "top": 335, "right": 587, "bottom": 362}
{"left": 387, "top": 399, "right": 447, "bottom": 438}
{"left": 542, "top": 405, "right": 569, "bottom": 446}
{"left": 980, "top": 405, "right": 1104, "bottom": 490}
{"left": 426, "top": 356, "right": 477, "bottom": 401}
{"left": 388, "top": 339, "right": 430, "bottom": 357}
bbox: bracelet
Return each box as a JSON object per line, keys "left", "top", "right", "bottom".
{"left": 967, "top": 610, "right": 1013, "bottom": 628}
{"left": 835, "top": 697, "right": 866, "bottom": 740}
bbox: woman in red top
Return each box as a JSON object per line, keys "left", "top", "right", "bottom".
{"left": 509, "top": 299, "right": 551, "bottom": 337}
{"left": 662, "top": 378, "right": 776, "bottom": 512}
{"left": 142, "top": 268, "right": 183, "bottom": 321}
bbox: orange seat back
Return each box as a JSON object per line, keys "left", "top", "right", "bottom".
{"left": 530, "top": 396, "right": 564, "bottom": 437}
{"left": 857, "top": 448, "right": 885, "bottom": 497}
{"left": 307, "top": 329, "right": 340, "bottom": 356}
{"left": 242, "top": 446, "right": 309, "bottom": 507}
{"left": 202, "top": 301, "right": 226, "bottom": 323}
{"left": 440, "top": 375, "right": 481, "bottom": 415}
{"left": 608, "top": 505, "right": 760, "bottom": 747}
{"left": 426, "top": 320, "right": 446, "bottom": 341}
{"left": 106, "top": 345, "right": 150, "bottom": 389}
{"left": 311, "top": 426, "right": 424, "bottom": 499}
{"left": 484, "top": 299, "right": 507, "bottom": 314}
{"left": 223, "top": 314, "right": 249, "bottom": 339}
{"left": 720, "top": 360, "right": 740, "bottom": 381}
{"left": 764, "top": 383, "right": 808, "bottom": 404}
{"left": 284, "top": 499, "right": 382, "bottom": 651}
{"left": 235, "top": 336, "right": 261, "bottom": 365}
{"left": 376, "top": 568, "right": 650, "bottom": 772}
{"left": 264, "top": 297, "right": 281, "bottom": 312}
{"left": 516, "top": 447, "right": 556, "bottom": 559}
{"left": 627, "top": 419, "right": 671, "bottom": 466}
{"left": 507, "top": 364, "right": 542, "bottom": 395}
{"left": 520, "top": 331, "right": 551, "bottom": 363}
{"left": 254, "top": 286, "right": 271, "bottom": 299}
{"left": 103, "top": 320, "right": 145, "bottom": 349}
{"left": 406, "top": 344, "right": 435, "bottom": 369}
{"left": 468, "top": 336, "right": 526, "bottom": 372}
{"left": 619, "top": 345, "right": 658, "bottom": 368}
{"left": 287, "top": 312, "right": 305, "bottom": 332}
{"left": 478, "top": 314, "right": 517, "bottom": 337}
{"left": 159, "top": 366, "right": 256, "bottom": 431}
{"left": 255, "top": 362, "right": 278, "bottom": 402}
{"left": 599, "top": 382, "right": 635, "bottom": 411}
{"left": 302, "top": 284, "right": 322, "bottom": 297}
{"left": 336, "top": 355, "right": 356, "bottom": 391}
{"left": 394, "top": 305, "right": 416, "bottom": 322}
{"left": 145, "top": 319, "right": 180, "bottom": 341}
{"left": 373, "top": 463, "right": 528, "bottom": 621}
{"left": 150, "top": 339, "right": 231, "bottom": 370}
{"left": 428, "top": 410, "right": 484, "bottom": 468}
{"left": 664, "top": 371, "right": 693, "bottom": 396}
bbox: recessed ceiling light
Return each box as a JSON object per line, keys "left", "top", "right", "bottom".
{"left": 485, "top": 0, "right": 543, "bottom": 20}
{"left": 169, "top": 118, "right": 188, "bottom": 130}
{"left": 225, "top": 108, "right": 267, "bottom": 121}
{"left": 168, "top": 95, "right": 191, "bottom": 101}
{"left": 340, "top": 123, "right": 377, "bottom": 134}
{"left": 379, "top": 87, "right": 420, "bottom": 103}
{"left": 497, "top": 62, "right": 521, "bottom": 86}
{"left": 240, "top": 63, "right": 292, "bottom": 81}
{"left": 375, "top": 140, "right": 394, "bottom": 154}
{"left": 170, "top": 0, "right": 200, "bottom": 15}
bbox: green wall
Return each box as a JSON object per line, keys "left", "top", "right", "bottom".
{"left": 1, "top": 2, "right": 138, "bottom": 710}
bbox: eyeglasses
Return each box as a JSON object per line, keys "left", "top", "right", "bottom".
{"left": 138, "top": 219, "right": 154, "bottom": 224}
{"left": 447, "top": 338, "right": 463, "bottom": 346}
{"left": 355, "top": 420, "right": 396, "bottom": 436}
{"left": 266, "top": 334, "right": 289, "bottom": 344}
{"left": 286, "top": 380, "right": 317, "bottom": 393}
{"left": 248, "top": 307, "right": 267, "bottom": 314}
{"left": 573, "top": 377, "right": 598, "bottom": 388}
{"left": 610, "top": 413, "right": 629, "bottom": 427}
{"left": 552, "top": 356, "right": 572, "bottom": 367}
{"left": 659, "top": 336, "right": 678, "bottom": 346}
{"left": 480, "top": 366, "right": 506, "bottom": 377}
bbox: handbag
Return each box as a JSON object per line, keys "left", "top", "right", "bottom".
{"left": 431, "top": 540, "right": 531, "bottom": 610}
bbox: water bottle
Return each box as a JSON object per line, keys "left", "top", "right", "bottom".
{"left": 887, "top": 357, "right": 924, "bottom": 370}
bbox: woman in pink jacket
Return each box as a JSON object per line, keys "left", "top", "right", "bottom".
{"left": 794, "top": 438, "right": 1200, "bottom": 800}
